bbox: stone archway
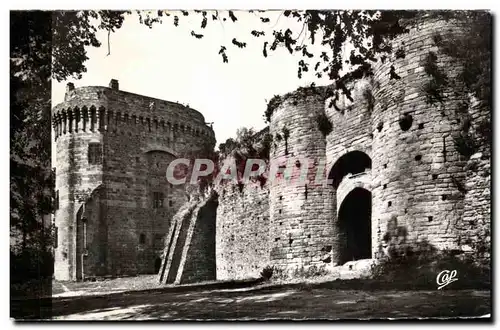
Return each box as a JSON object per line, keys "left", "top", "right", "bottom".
{"left": 338, "top": 187, "right": 372, "bottom": 264}
{"left": 328, "top": 151, "right": 372, "bottom": 265}
{"left": 328, "top": 150, "right": 372, "bottom": 188}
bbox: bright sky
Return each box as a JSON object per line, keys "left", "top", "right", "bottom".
{"left": 51, "top": 10, "right": 332, "bottom": 146}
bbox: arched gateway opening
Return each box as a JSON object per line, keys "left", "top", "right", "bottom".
{"left": 328, "top": 151, "right": 372, "bottom": 265}
{"left": 338, "top": 188, "right": 372, "bottom": 264}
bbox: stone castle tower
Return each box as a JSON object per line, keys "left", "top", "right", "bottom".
{"left": 215, "top": 16, "right": 490, "bottom": 280}
{"left": 53, "top": 15, "right": 490, "bottom": 283}
{"left": 52, "top": 79, "right": 215, "bottom": 281}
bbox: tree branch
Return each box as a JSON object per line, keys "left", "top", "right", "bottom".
{"left": 271, "top": 11, "right": 284, "bottom": 29}
{"left": 106, "top": 29, "right": 111, "bottom": 56}
{"left": 295, "top": 22, "right": 306, "bottom": 42}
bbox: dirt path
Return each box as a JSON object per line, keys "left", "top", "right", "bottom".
{"left": 48, "top": 286, "right": 490, "bottom": 320}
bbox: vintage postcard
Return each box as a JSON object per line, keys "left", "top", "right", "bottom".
{"left": 10, "top": 8, "right": 492, "bottom": 321}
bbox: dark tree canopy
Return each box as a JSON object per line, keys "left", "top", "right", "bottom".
{"left": 11, "top": 12, "right": 56, "bottom": 291}
{"left": 45, "top": 10, "right": 491, "bottom": 114}
{"left": 48, "top": 10, "right": 415, "bottom": 86}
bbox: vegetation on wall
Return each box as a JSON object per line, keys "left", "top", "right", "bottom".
{"left": 362, "top": 85, "right": 375, "bottom": 113}
{"left": 371, "top": 243, "right": 490, "bottom": 289}
{"left": 373, "top": 216, "right": 489, "bottom": 289}
{"left": 422, "top": 51, "right": 448, "bottom": 106}
{"left": 260, "top": 265, "right": 274, "bottom": 281}
{"left": 395, "top": 47, "right": 406, "bottom": 59}
{"left": 449, "top": 102, "right": 486, "bottom": 160}
{"left": 432, "top": 13, "right": 491, "bottom": 157}
{"left": 264, "top": 95, "right": 284, "bottom": 123}
{"left": 217, "top": 127, "right": 271, "bottom": 187}
{"left": 432, "top": 12, "right": 491, "bottom": 111}
{"left": 316, "top": 113, "right": 333, "bottom": 137}
{"left": 264, "top": 85, "right": 329, "bottom": 123}
{"left": 218, "top": 127, "right": 270, "bottom": 160}
{"left": 453, "top": 132, "right": 479, "bottom": 160}
{"left": 49, "top": 10, "right": 437, "bottom": 122}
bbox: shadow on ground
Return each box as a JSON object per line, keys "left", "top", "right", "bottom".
{"left": 11, "top": 278, "right": 491, "bottom": 320}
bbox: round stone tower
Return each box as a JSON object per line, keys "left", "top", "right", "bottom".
{"left": 53, "top": 83, "right": 105, "bottom": 281}
{"left": 52, "top": 79, "right": 215, "bottom": 281}
{"left": 268, "top": 87, "right": 333, "bottom": 275}
{"left": 370, "top": 16, "right": 475, "bottom": 256}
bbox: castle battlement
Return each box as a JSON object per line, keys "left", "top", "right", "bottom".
{"left": 53, "top": 80, "right": 215, "bottom": 143}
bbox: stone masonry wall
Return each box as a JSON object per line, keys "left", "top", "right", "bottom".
{"left": 325, "top": 79, "right": 374, "bottom": 261}
{"left": 325, "top": 79, "right": 373, "bottom": 165}
{"left": 461, "top": 153, "right": 491, "bottom": 265}
{"left": 269, "top": 92, "right": 334, "bottom": 275}
{"left": 54, "top": 131, "right": 103, "bottom": 280}
{"left": 370, "top": 18, "right": 472, "bottom": 256}
{"left": 53, "top": 81, "right": 216, "bottom": 280}
{"left": 213, "top": 16, "right": 490, "bottom": 281}
{"left": 459, "top": 93, "right": 491, "bottom": 263}
{"left": 178, "top": 195, "right": 218, "bottom": 284}
{"left": 78, "top": 186, "right": 105, "bottom": 278}
{"left": 54, "top": 16, "right": 490, "bottom": 283}
{"left": 216, "top": 182, "right": 270, "bottom": 280}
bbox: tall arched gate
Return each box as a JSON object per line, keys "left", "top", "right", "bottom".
{"left": 328, "top": 151, "right": 373, "bottom": 265}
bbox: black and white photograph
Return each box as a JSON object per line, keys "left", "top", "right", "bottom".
{"left": 9, "top": 3, "right": 492, "bottom": 321}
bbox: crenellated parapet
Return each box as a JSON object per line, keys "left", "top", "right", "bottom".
{"left": 53, "top": 81, "right": 215, "bottom": 148}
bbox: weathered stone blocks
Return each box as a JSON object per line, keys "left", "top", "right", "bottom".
{"left": 53, "top": 80, "right": 216, "bottom": 281}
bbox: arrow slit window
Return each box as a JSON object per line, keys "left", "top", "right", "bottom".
{"left": 153, "top": 192, "right": 164, "bottom": 209}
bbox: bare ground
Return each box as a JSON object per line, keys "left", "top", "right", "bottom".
{"left": 11, "top": 275, "right": 491, "bottom": 320}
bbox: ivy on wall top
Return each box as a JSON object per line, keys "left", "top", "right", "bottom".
{"left": 264, "top": 85, "right": 333, "bottom": 123}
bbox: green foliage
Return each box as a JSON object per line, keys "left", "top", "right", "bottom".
{"left": 10, "top": 249, "right": 54, "bottom": 284}
{"left": 292, "top": 265, "right": 329, "bottom": 279}
{"left": 476, "top": 119, "right": 491, "bottom": 147}
{"left": 47, "top": 10, "right": 433, "bottom": 116}
{"left": 217, "top": 127, "right": 270, "bottom": 186}
{"left": 395, "top": 47, "right": 406, "bottom": 59}
{"left": 266, "top": 86, "right": 330, "bottom": 122}
{"left": 453, "top": 132, "right": 479, "bottom": 159}
{"left": 281, "top": 126, "right": 290, "bottom": 139}
{"left": 257, "top": 132, "right": 273, "bottom": 159}
{"left": 51, "top": 11, "right": 127, "bottom": 82}
{"left": 432, "top": 13, "right": 491, "bottom": 155}
{"left": 46, "top": 10, "right": 491, "bottom": 132}
{"left": 11, "top": 12, "right": 56, "bottom": 272}
{"left": 45, "top": 10, "right": 490, "bottom": 121}
{"left": 218, "top": 127, "right": 267, "bottom": 159}
{"left": 10, "top": 12, "right": 57, "bottom": 307}
{"left": 316, "top": 113, "right": 333, "bottom": 136}
{"left": 422, "top": 51, "right": 448, "bottom": 105}
{"left": 260, "top": 265, "right": 275, "bottom": 281}
{"left": 433, "top": 12, "right": 491, "bottom": 109}
{"left": 264, "top": 95, "right": 283, "bottom": 123}
{"left": 218, "top": 138, "right": 239, "bottom": 158}
{"left": 362, "top": 85, "right": 375, "bottom": 112}
{"left": 371, "top": 247, "right": 490, "bottom": 290}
